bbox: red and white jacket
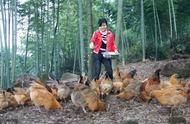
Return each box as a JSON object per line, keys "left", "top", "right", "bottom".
{"left": 90, "top": 30, "right": 118, "bottom": 54}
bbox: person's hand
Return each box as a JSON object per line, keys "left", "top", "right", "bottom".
{"left": 89, "top": 42, "right": 94, "bottom": 49}
{"left": 114, "top": 50, "right": 119, "bottom": 54}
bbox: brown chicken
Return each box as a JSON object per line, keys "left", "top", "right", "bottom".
{"left": 71, "top": 83, "right": 88, "bottom": 113}
{"left": 122, "top": 69, "right": 137, "bottom": 79}
{"left": 122, "top": 69, "right": 137, "bottom": 87}
{"left": 116, "top": 79, "right": 140, "bottom": 100}
{"left": 81, "top": 87, "right": 106, "bottom": 112}
{"left": 139, "top": 69, "right": 161, "bottom": 102}
{"left": 78, "top": 74, "right": 90, "bottom": 86}
{"left": 182, "top": 81, "right": 190, "bottom": 94}
{"left": 71, "top": 83, "right": 106, "bottom": 112}
{"left": 57, "top": 84, "right": 71, "bottom": 101}
{"left": 29, "top": 81, "right": 61, "bottom": 110}
{"left": 50, "top": 86, "right": 59, "bottom": 100}
{"left": 71, "top": 90, "right": 87, "bottom": 112}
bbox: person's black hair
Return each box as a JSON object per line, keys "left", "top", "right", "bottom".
{"left": 98, "top": 18, "right": 108, "bottom": 27}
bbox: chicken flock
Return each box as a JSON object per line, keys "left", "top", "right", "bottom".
{"left": 0, "top": 67, "right": 190, "bottom": 113}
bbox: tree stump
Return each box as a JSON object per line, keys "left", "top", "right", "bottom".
{"left": 160, "top": 59, "right": 190, "bottom": 78}
{"left": 13, "top": 73, "right": 39, "bottom": 88}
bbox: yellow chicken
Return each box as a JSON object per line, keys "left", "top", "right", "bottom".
{"left": 151, "top": 87, "right": 188, "bottom": 105}
{"left": 160, "top": 74, "right": 187, "bottom": 91}
{"left": 13, "top": 87, "right": 31, "bottom": 105}
{"left": 116, "top": 90, "right": 136, "bottom": 100}
{"left": 100, "top": 78, "right": 113, "bottom": 98}
{"left": 0, "top": 90, "right": 18, "bottom": 110}
{"left": 170, "top": 74, "right": 178, "bottom": 85}
{"left": 5, "top": 91, "right": 18, "bottom": 107}
{"left": 160, "top": 74, "right": 177, "bottom": 89}
{"left": 90, "top": 80, "right": 100, "bottom": 96}
{"left": 86, "top": 98, "right": 106, "bottom": 112}
{"left": 0, "top": 91, "right": 9, "bottom": 110}
{"left": 29, "top": 82, "right": 61, "bottom": 110}
{"left": 113, "top": 67, "right": 124, "bottom": 93}
{"left": 152, "top": 73, "right": 189, "bottom": 105}
{"left": 113, "top": 67, "right": 122, "bottom": 81}
{"left": 113, "top": 81, "right": 124, "bottom": 93}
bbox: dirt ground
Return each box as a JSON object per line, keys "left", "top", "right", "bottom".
{"left": 0, "top": 59, "right": 190, "bottom": 124}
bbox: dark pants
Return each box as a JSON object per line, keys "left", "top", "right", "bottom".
{"left": 92, "top": 52, "right": 113, "bottom": 80}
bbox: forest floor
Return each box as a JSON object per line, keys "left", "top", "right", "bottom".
{"left": 0, "top": 59, "right": 190, "bottom": 124}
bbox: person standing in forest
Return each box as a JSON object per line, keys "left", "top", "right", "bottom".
{"left": 89, "top": 18, "right": 118, "bottom": 80}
